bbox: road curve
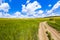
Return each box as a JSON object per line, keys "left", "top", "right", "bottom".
{"left": 38, "top": 21, "right": 60, "bottom": 40}
{"left": 38, "top": 22, "right": 48, "bottom": 40}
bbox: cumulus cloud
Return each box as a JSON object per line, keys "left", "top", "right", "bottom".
{"left": 0, "top": 2, "right": 11, "bottom": 18}
{"left": 0, "top": 0, "right": 60, "bottom": 18}
{"left": 4, "top": 13, "right": 11, "bottom": 17}
{"left": 0, "top": 12, "right": 12, "bottom": 18}
{"left": 22, "top": 1, "right": 41, "bottom": 17}
{"left": 0, "top": 0, "right": 44, "bottom": 18}
{"left": 47, "top": 13, "right": 60, "bottom": 16}
{"left": 35, "top": 14, "right": 46, "bottom": 18}
{"left": 0, "top": 12, "right": 3, "bottom": 17}
{"left": 0, "top": 3, "right": 10, "bottom": 12}
{"left": 38, "top": 10, "right": 43, "bottom": 14}
{"left": 14, "top": 11, "right": 22, "bottom": 16}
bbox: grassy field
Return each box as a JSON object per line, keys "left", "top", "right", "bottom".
{"left": 0, "top": 18, "right": 49, "bottom": 40}
{"left": 0, "top": 17, "right": 60, "bottom": 40}
{"left": 47, "top": 17, "right": 60, "bottom": 32}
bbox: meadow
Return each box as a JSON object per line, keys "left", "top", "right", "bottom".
{"left": 0, "top": 18, "right": 49, "bottom": 40}
{"left": 47, "top": 17, "right": 60, "bottom": 32}
{"left": 0, "top": 17, "right": 60, "bottom": 40}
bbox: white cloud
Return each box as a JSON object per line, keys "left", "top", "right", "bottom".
{"left": 0, "top": 0, "right": 2, "bottom": 4}
{"left": 4, "top": 13, "right": 11, "bottom": 17}
{"left": 0, "top": 2, "right": 11, "bottom": 18}
{"left": 35, "top": 14, "right": 46, "bottom": 18}
{"left": 14, "top": 11, "right": 22, "bottom": 16}
{"left": 46, "top": 1, "right": 60, "bottom": 17}
{"left": 0, "top": 1, "right": 44, "bottom": 18}
{"left": 0, "top": 12, "right": 12, "bottom": 18}
{"left": 1, "top": 0, "right": 60, "bottom": 18}
{"left": 0, "top": 11, "right": 23, "bottom": 18}
{"left": 0, "top": 3, "right": 10, "bottom": 12}
{"left": 47, "top": 13, "right": 60, "bottom": 16}
{"left": 41, "top": 14, "right": 46, "bottom": 17}
{"left": 10, "top": 11, "right": 28, "bottom": 18}
{"left": 14, "top": 11, "right": 34, "bottom": 18}
{"left": 47, "top": 1, "right": 60, "bottom": 14}
{"left": 48, "top": 4, "right": 52, "bottom": 7}
{"left": 0, "top": 12, "right": 3, "bottom": 17}
{"left": 26, "top": 0, "right": 30, "bottom": 3}
{"left": 22, "top": 1, "right": 41, "bottom": 16}
{"left": 38, "top": 10, "right": 43, "bottom": 14}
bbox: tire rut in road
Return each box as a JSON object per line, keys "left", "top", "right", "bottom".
{"left": 38, "top": 22, "right": 60, "bottom": 40}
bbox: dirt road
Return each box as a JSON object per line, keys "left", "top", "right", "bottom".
{"left": 38, "top": 21, "right": 60, "bottom": 40}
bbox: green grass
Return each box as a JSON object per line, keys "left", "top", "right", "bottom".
{"left": 48, "top": 17, "right": 60, "bottom": 31}
{"left": 0, "top": 18, "right": 49, "bottom": 40}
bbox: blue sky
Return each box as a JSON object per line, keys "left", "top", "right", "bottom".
{"left": 0, "top": 0, "right": 60, "bottom": 18}
{"left": 5, "top": 0, "right": 58, "bottom": 13}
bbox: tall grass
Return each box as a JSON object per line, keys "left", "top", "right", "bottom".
{"left": 0, "top": 18, "right": 39, "bottom": 40}
{"left": 0, "top": 18, "right": 49, "bottom": 40}
{"left": 48, "top": 17, "right": 60, "bottom": 31}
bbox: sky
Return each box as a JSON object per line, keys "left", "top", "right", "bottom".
{"left": 0, "top": 0, "right": 60, "bottom": 18}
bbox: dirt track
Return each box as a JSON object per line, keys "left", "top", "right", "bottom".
{"left": 38, "top": 21, "right": 60, "bottom": 40}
